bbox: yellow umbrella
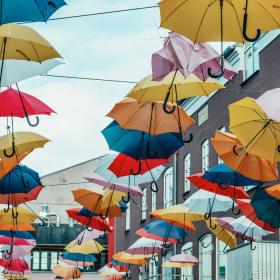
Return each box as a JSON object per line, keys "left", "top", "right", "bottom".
{"left": 0, "top": 131, "right": 50, "bottom": 158}
{"left": 0, "top": 208, "right": 37, "bottom": 224}
{"left": 127, "top": 72, "right": 224, "bottom": 103}
{"left": 151, "top": 204, "right": 204, "bottom": 229}
{"left": 159, "top": 0, "right": 280, "bottom": 44}
{"left": 113, "top": 252, "right": 150, "bottom": 265}
{"left": 229, "top": 97, "right": 280, "bottom": 164}
{"left": 66, "top": 240, "right": 105, "bottom": 254}
{"left": 0, "top": 24, "right": 61, "bottom": 62}
{"left": 162, "top": 261, "right": 194, "bottom": 268}
{"left": 3, "top": 275, "right": 31, "bottom": 280}
{"left": 101, "top": 189, "right": 126, "bottom": 210}
{"left": 205, "top": 218, "right": 237, "bottom": 249}
{"left": 52, "top": 265, "right": 82, "bottom": 279}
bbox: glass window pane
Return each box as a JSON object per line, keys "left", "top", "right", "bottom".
{"left": 184, "top": 154, "right": 191, "bottom": 192}
{"left": 202, "top": 140, "right": 209, "bottom": 172}
{"left": 141, "top": 188, "right": 147, "bottom": 220}
{"left": 164, "top": 167, "right": 174, "bottom": 208}
{"left": 51, "top": 252, "right": 58, "bottom": 268}
{"left": 199, "top": 234, "right": 213, "bottom": 279}
{"left": 41, "top": 252, "right": 48, "bottom": 270}
{"left": 125, "top": 202, "right": 130, "bottom": 231}
{"left": 32, "top": 252, "right": 40, "bottom": 270}
{"left": 152, "top": 188, "right": 157, "bottom": 212}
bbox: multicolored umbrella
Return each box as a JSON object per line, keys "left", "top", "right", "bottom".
{"left": 102, "top": 121, "right": 184, "bottom": 160}
{"left": 66, "top": 240, "right": 105, "bottom": 254}
{"left": 2, "top": 244, "right": 34, "bottom": 260}
{"left": 52, "top": 265, "right": 82, "bottom": 280}
{"left": 211, "top": 130, "right": 278, "bottom": 181}
{"left": 60, "top": 252, "right": 96, "bottom": 267}
{"left": 98, "top": 265, "right": 127, "bottom": 277}
{"left": 163, "top": 254, "right": 199, "bottom": 268}
{"left": 126, "top": 238, "right": 163, "bottom": 255}
{"left": 152, "top": 32, "right": 236, "bottom": 81}
{"left": 0, "top": 231, "right": 34, "bottom": 240}
{"left": 113, "top": 252, "right": 148, "bottom": 266}
{"left": 74, "top": 228, "right": 105, "bottom": 245}
{"left": 229, "top": 97, "right": 280, "bottom": 164}
{"left": 0, "top": 0, "right": 66, "bottom": 23}
{"left": 0, "top": 208, "right": 37, "bottom": 225}
{"left": 0, "top": 258, "right": 30, "bottom": 272}
{"left": 136, "top": 228, "right": 177, "bottom": 244}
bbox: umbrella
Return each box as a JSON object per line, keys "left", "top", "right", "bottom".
{"left": 0, "top": 59, "right": 62, "bottom": 87}
{"left": 252, "top": 187, "right": 280, "bottom": 228}
{"left": 0, "top": 208, "right": 37, "bottom": 225}
{"left": 66, "top": 208, "right": 111, "bottom": 232}
{"left": 0, "top": 258, "right": 30, "bottom": 272}
{"left": 0, "top": 131, "right": 49, "bottom": 174}
{"left": 150, "top": 204, "right": 204, "bottom": 228}
{"left": 66, "top": 240, "right": 105, "bottom": 254}
{"left": 113, "top": 252, "right": 148, "bottom": 266}
{"left": 188, "top": 173, "right": 250, "bottom": 199}
{"left": 256, "top": 88, "right": 280, "bottom": 122}
{"left": 74, "top": 228, "right": 105, "bottom": 245}
{"left": 95, "top": 154, "right": 166, "bottom": 192}
{"left": 98, "top": 265, "right": 127, "bottom": 277}
{"left": 126, "top": 238, "right": 163, "bottom": 255}
{"left": 102, "top": 121, "right": 184, "bottom": 160}
{"left": 265, "top": 184, "right": 280, "bottom": 199}
{"left": 136, "top": 228, "right": 177, "bottom": 244}
{"left": 77, "top": 204, "right": 124, "bottom": 219}
{"left": 0, "top": 236, "right": 34, "bottom": 246}
{"left": 163, "top": 254, "right": 199, "bottom": 268}
{"left": 60, "top": 252, "right": 96, "bottom": 267}
{"left": 0, "top": 224, "right": 35, "bottom": 232}
{"left": 0, "top": 87, "right": 55, "bottom": 127}
{"left": 2, "top": 244, "right": 34, "bottom": 260}
{"left": 0, "top": 165, "right": 43, "bottom": 208}
{"left": 229, "top": 97, "right": 280, "bottom": 164}
{"left": 159, "top": 0, "right": 280, "bottom": 77}
{"left": 52, "top": 265, "right": 82, "bottom": 280}
{"left": 0, "top": 0, "right": 66, "bottom": 24}
{"left": 236, "top": 199, "right": 276, "bottom": 232}
{"left": 127, "top": 72, "right": 224, "bottom": 112}
{"left": 211, "top": 130, "right": 278, "bottom": 181}
{"left": 107, "top": 97, "right": 195, "bottom": 136}
{"left": 152, "top": 32, "right": 236, "bottom": 81}
{"left": 0, "top": 231, "right": 34, "bottom": 240}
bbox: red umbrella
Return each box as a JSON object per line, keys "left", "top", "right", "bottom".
{"left": 0, "top": 87, "right": 55, "bottom": 127}
{"left": 109, "top": 153, "right": 169, "bottom": 177}
{"left": 0, "top": 258, "right": 30, "bottom": 272}
{"left": 0, "top": 186, "right": 43, "bottom": 206}
{"left": 66, "top": 208, "right": 111, "bottom": 232}
{"left": 0, "top": 236, "right": 33, "bottom": 246}
{"left": 136, "top": 228, "right": 177, "bottom": 244}
{"left": 187, "top": 173, "right": 249, "bottom": 199}
{"left": 236, "top": 199, "right": 277, "bottom": 232}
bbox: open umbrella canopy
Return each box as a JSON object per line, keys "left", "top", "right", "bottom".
{"left": 60, "top": 252, "right": 97, "bottom": 267}
{"left": 0, "top": 236, "right": 34, "bottom": 246}
{"left": 252, "top": 187, "right": 280, "bottom": 228}
{"left": 136, "top": 228, "right": 177, "bottom": 244}
{"left": 95, "top": 154, "right": 166, "bottom": 186}
{"left": 265, "top": 184, "right": 280, "bottom": 200}
{"left": 113, "top": 252, "right": 149, "bottom": 265}
{"left": 127, "top": 72, "right": 224, "bottom": 103}
{"left": 152, "top": 32, "right": 236, "bottom": 81}
{"left": 0, "top": 258, "right": 30, "bottom": 272}
{"left": 159, "top": 0, "right": 280, "bottom": 43}
{"left": 66, "top": 240, "right": 105, "bottom": 254}
{"left": 0, "top": 0, "right": 66, "bottom": 24}
{"left": 2, "top": 244, "right": 34, "bottom": 260}
{"left": 229, "top": 97, "right": 280, "bottom": 164}
{"left": 102, "top": 121, "right": 184, "bottom": 160}
{"left": 236, "top": 199, "right": 276, "bottom": 232}
{"left": 0, "top": 224, "right": 35, "bottom": 231}
{"left": 169, "top": 254, "right": 199, "bottom": 264}
{"left": 98, "top": 265, "right": 127, "bottom": 277}
{"left": 211, "top": 130, "right": 278, "bottom": 182}
{"left": 188, "top": 173, "right": 249, "bottom": 199}
{"left": 77, "top": 204, "right": 124, "bottom": 219}
{"left": 0, "top": 208, "right": 37, "bottom": 224}
{"left": 108, "top": 153, "right": 169, "bottom": 177}
{"left": 163, "top": 261, "right": 194, "bottom": 268}
{"left": 52, "top": 265, "right": 82, "bottom": 280}
{"left": 126, "top": 237, "right": 163, "bottom": 255}
{"left": 107, "top": 97, "right": 195, "bottom": 135}
{"left": 74, "top": 228, "right": 105, "bottom": 245}
{"left": 0, "top": 231, "right": 34, "bottom": 239}
{"left": 0, "top": 87, "right": 55, "bottom": 118}
{"left": 66, "top": 208, "right": 111, "bottom": 232}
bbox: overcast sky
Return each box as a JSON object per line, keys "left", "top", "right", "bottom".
{"left": 10, "top": 0, "right": 165, "bottom": 176}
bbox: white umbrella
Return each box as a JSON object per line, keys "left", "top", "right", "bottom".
{"left": 98, "top": 265, "right": 127, "bottom": 277}
{"left": 74, "top": 228, "right": 105, "bottom": 245}
{"left": 256, "top": 88, "right": 280, "bottom": 122}
{"left": 127, "top": 238, "right": 163, "bottom": 255}
{"left": 0, "top": 59, "right": 62, "bottom": 87}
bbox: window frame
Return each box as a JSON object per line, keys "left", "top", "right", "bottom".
{"left": 141, "top": 188, "right": 147, "bottom": 221}
{"left": 201, "top": 139, "right": 210, "bottom": 172}
{"left": 184, "top": 153, "right": 191, "bottom": 192}
{"left": 163, "top": 167, "right": 174, "bottom": 208}
{"left": 125, "top": 201, "right": 131, "bottom": 231}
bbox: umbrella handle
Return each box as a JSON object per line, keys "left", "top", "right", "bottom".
{"left": 223, "top": 244, "right": 229, "bottom": 254}
{"left": 150, "top": 181, "right": 159, "bottom": 193}
{"left": 77, "top": 238, "right": 83, "bottom": 245}
{"left": 86, "top": 226, "right": 94, "bottom": 232}
{"left": 130, "top": 160, "right": 142, "bottom": 175}
{"left": 122, "top": 192, "right": 131, "bottom": 204}
{"left": 12, "top": 208, "right": 18, "bottom": 219}
{"left": 25, "top": 114, "right": 40, "bottom": 127}
{"left": 183, "top": 133, "right": 193, "bottom": 144}
{"left": 99, "top": 211, "right": 109, "bottom": 220}
{"left": 163, "top": 241, "right": 171, "bottom": 249}
{"left": 231, "top": 203, "right": 241, "bottom": 216}
{"left": 4, "top": 202, "right": 10, "bottom": 213}
{"left": 3, "top": 140, "right": 16, "bottom": 158}
{"left": 250, "top": 240, "right": 256, "bottom": 251}
{"left": 204, "top": 212, "right": 211, "bottom": 220}
{"left": 163, "top": 92, "right": 176, "bottom": 114}
{"left": 208, "top": 58, "right": 225, "bottom": 79}
{"left": 242, "top": 1, "right": 261, "bottom": 42}
{"left": 241, "top": 232, "right": 248, "bottom": 241}
{"left": 233, "top": 145, "right": 245, "bottom": 156}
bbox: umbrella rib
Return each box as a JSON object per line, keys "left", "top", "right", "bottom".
{"left": 227, "top": 0, "right": 243, "bottom": 41}
{"left": 255, "top": 2, "right": 280, "bottom": 27}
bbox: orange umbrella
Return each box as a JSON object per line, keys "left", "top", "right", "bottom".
{"left": 0, "top": 224, "right": 35, "bottom": 231}
{"left": 52, "top": 265, "right": 82, "bottom": 279}
{"left": 211, "top": 130, "right": 278, "bottom": 181}
{"left": 265, "top": 184, "right": 280, "bottom": 199}
{"left": 107, "top": 98, "right": 195, "bottom": 135}
{"left": 113, "top": 252, "right": 148, "bottom": 265}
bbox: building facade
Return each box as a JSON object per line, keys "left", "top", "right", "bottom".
{"left": 114, "top": 31, "right": 280, "bottom": 279}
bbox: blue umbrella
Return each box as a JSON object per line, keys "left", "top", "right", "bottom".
{"left": 0, "top": 231, "right": 34, "bottom": 239}
{"left": 102, "top": 121, "right": 184, "bottom": 161}
{"left": 202, "top": 163, "right": 263, "bottom": 186}
{"left": 0, "top": 165, "right": 42, "bottom": 194}
{"left": 252, "top": 188, "right": 280, "bottom": 228}
{"left": 0, "top": 0, "right": 66, "bottom": 24}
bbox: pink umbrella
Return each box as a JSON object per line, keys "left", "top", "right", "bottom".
{"left": 169, "top": 254, "right": 199, "bottom": 264}
{"left": 59, "top": 257, "right": 94, "bottom": 267}
{"left": 152, "top": 32, "right": 236, "bottom": 82}
{"left": 2, "top": 244, "right": 34, "bottom": 260}
{"left": 74, "top": 228, "right": 105, "bottom": 245}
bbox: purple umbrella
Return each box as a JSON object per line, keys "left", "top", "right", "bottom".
{"left": 152, "top": 32, "right": 236, "bottom": 82}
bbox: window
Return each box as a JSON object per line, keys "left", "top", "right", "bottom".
{"left": 125, "top": 202, "right": 130, "bottom": 231}
{"left": 163, "top": 251, "right": 173, "bottom": 280}
{"left": 202, "top": 140, "right": 210, "bottom": 172}
{"left": 218, "top": 127, "right": 226, "bottom": 164}
{"left": 151, "top": 186, "right": 157, "bottom": 212}
{"left": 198, "top": 105, "right": 208, "bottom": 125}
{"left": 163, "top": 167, "right": 174, "bottom": 208}
{"left": 149, "top": 256, "right": 158, "bottom": 279}
{"left": 243, "top": 42, "right": 260, "bottom": 81}
{"left": 141, "top": 188, "right": 147, "bottom": 220}
{"left": 184, "top": 154, "right": 191, "bottom": 192}
{"left": 199, "top": 234, "right": 213, "bottom": 279}
{"left": 50, "top": 252, "right": 58, "bottom": 269}
{"left": 40, "top": 252, "right": 48, "bottom": 270}
{"left": 32, "top": 252, "right": 40, "bottom": 270}
{"left": 216, "top": 239, "right": 227, "bottom": 279}
{"left": 31, "top": 251, "right": 60, "bottom": 271}
{"left": 181, "top": 242, "right": 193, "bottom": 279}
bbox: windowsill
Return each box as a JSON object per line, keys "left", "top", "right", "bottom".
{"left": 241, "top": 70, "right": 260, "bottom": 86}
